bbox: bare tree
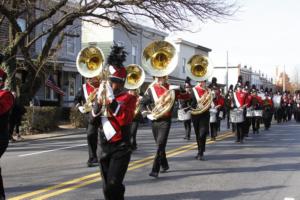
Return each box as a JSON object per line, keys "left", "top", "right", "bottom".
{"left": 0, "top": 0, "right": 237, "bottom": 104}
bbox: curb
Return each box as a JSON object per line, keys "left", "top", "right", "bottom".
{"left": 17, "top": 120, "right": 231, "bottom": 143}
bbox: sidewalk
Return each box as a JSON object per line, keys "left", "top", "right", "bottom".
{"left": 14, "top": 124, "right": 86, "bottom": 142}
{"left": 14, "top": 119, "right": 231, "bottom": 142}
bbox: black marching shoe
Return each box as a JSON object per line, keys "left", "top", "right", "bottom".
{"left": 149, "top": 171, "right": 159, "bottom": 178}
{"left": 161, "top": 166, "right": 169, "bottom": 173}
{"left": 87, "top": 158, "right": 98, "bottom": 167}
{"left": 131, "top": 145, "right": 137, "bottom": 151}
{"left": 195, "top": 154, "right": 205, "bottom": 161}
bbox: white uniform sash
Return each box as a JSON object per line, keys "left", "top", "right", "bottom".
{"left": 193, "top": 87, "right": 201, "bottom": 102}
{"left": 233, "top": 92, "right": 241, "bottom": 108}
{"left": 83, "top": 84, "right": 89, "bottom": 101}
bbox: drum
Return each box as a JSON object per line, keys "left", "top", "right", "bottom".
{"left": 230, "top": 109, "right": 244, "bottom": 123}
{"left": 272, "top": 95, "right": 282, "bottom": 108}
{"left": 253, "top": 110, "right": 263, "bottom": 117}
{"left": 246, "top": 108, "right": 253, "bottom": 117}
{"left": 178, "top": 109, "right": 191, "bottom": 121}
{"left": 209, "top": 108, "right": 218, "bottom": 123}
{"left": 218, "top": 111, "right": 224, "bottom": 119}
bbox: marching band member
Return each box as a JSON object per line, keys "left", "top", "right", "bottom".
{"left": 209, "top": 77, "right": 224, "bottom": 141}
{"left": 263, "top": 88, "right": 274, "bottom": 130}
{"left": 287, "top": 91, "right": 294, "bottom": 121}
{"left": 294, "top": 90, "right": 300, "bottom": 122}
{"left": 282, "top": 91, "right": 289, "bottom": 122}
{"left": 274, "top": 90, "right": 283, "bottom": 123}
{"left": 141, "top": 75, "right": 190, "bottom": 177}
{"left": 250, "top": 85, "right": 263, "bottom": 134}
{"left": 0, "top": 67, "right": 14, "bottom": 199}
{"left": 74, "top": 76, "right": 100, "bottom": 167}
{"left": 178, "top": 77, "right": 192, "bottom": 140}
{"left": 232, "top": 76, "right": 247, "bottom": 143}
{"left": 225, "top": 85, "right": 235, "bottom": 131}
{"left": 92, "top": 45, "right": 137, "bottom": 200}
{"left": 191, "top": 80, "right": 210, "bottom": 160}
{"left": 243, "top": 81, "right": 252, "bottom": 137}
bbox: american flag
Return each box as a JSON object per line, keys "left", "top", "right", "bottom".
{"left": 45, "top": 75, "right": 65, "bottom": 96}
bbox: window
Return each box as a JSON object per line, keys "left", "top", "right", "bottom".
{"left": 45, "top": 74, "right": 58, "bottom": 100}
{"left": 69, "top": 77, "right": 76, "bottom": 98}
{"left": 17, "top": 18, "right": 26, "bottom": 32}
{"left": 182, "top": 58, "right": 186, "bottom": 73}
{"left": 67, "top": 36, "right": 75, "bottom": 55}
{"left": 132, "top": 45, "right": 137, "bottom": 64}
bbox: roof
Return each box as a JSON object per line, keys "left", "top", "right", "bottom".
{"left": 174, "top": 38, "right": 212, "bottom": 52}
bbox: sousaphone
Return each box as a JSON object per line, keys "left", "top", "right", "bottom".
{"left": 76, "top": 46, "right": 104, "bottom": 113}
{"left": 141, "top": 40, "right": 178, "bottom": 120}
{"left": 186, "top": 54, "right": 214, "bottom": 115}
{"left": 125, "top": 64, "right": 145, "bottom": 90}
{"left": 76, "top": 46, "right": 104, "bottom": 78}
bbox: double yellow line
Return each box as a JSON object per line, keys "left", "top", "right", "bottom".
{"left": 9, "top": 131, "right": 233, "bottom": 200}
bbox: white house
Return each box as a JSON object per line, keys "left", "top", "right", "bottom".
{"left": 82, "top": 20, "right": 169, "bottom": 88}
{"left": 167, "top": 38, "right": 212, "bottom": 85}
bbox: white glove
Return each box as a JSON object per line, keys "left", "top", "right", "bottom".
{"left": 97, "top": 81, "right": 115, "bottom": 102}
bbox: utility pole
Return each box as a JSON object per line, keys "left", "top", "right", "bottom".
{"left": 283, "top": 65, "right": 286, "bottom": 92}
{"left": 226, "top": 51, "right": 229, "bottom": 92}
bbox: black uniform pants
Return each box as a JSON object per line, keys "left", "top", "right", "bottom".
{"left": 276, "top": 108, "right": 283, "bottom": 123}
{"left": 287, "top": 106, "right": 293, "bottom": 121}
{"left": 210, "top": 122, "right": 218, "bottom": 139}
{"left": 8, "top": 120, "right": 20, "bottom": 139}
{"left": 151, "top": 118, "right": 171, "bottom": 173}
{"left": 235, "top": 122, "right": 245, "bottom": 142}
{"left": 244, "top": 117, "right": 251, "bottom": 136}
{"left": 251, "top": 117, "right": 260, "bottom": 133}
{"left": 87, "top": 123, "right": 98, "bottom": 160}
{"left": 0, "top": 140, "right": 8, "bottom": 198}
{"left": 183, "top": 119, "right": 191, "bottom": 138}
{"left": 130, "top": 120, "right": 139, "bottom": 148}
{"left": 97, "top": 126, "right": 131, "bottom": 200}
{"left": 263, "top": 109, "right": 272, "bottom": 129}
{"left": 192, "top": 112, "right": 209, "bottom": 156}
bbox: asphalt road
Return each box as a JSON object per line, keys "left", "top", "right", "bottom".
{"left": 2, "top": 120, "right": 300, "bottom": 200}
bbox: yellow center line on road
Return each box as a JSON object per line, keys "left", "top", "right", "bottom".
{"left": 9, "top": 131, "right": 233, "bottom": 200}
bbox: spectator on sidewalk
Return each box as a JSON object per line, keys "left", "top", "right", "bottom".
{"left": 0, "top": 65, "right": 15, "bottom": 199}
{"left": 8, "top": 91, "right": 26, "bottom": 142}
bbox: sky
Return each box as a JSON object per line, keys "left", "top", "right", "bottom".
{"left": 170, "top": 0, "right": 300, "bottom": 82}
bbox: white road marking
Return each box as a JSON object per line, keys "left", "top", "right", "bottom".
{"left": 18, "top": 144, "right": 87, "bottom": 157}
{"left": 284, "top": 198, "right": 295, "bottom": 200}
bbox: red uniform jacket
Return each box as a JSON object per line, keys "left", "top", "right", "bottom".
{"left": 149, "top": 83, "right": 190, "bottom": 118}
{"left": 264, "top": 96, "right": 273, "bottom": 107}
{"left": 0, "top": 90, "right": 14, "bottom": 115}
{"left": 213, "top": 94, "right": 225, "bottom": 110}
{"left": 245, "top": 93, "right": 252, "bottom": 108}
{"left": 192, "top": 85, "right": 209, "bottom": 110}
{"left": 107, "top": 91, "right": 137, "bottom": 143}
{"left": 0, "top": 89, "right": 14, "bottom": 140}
{"left": 233, "top": 90, "right": 247, "bottom": 108}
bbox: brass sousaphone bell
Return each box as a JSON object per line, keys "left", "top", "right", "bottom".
{"left": 141, "top": 40, "right": 178, "bottom": 77}
{"left": 141, "top": 41, "right": 178, "bottom": 120}
{"left": 125, "top": 64, "right": 145, "bottom": 90}
{"left": 76, "top": 46, "right": 104, "bottom": 78}
{"left": 186, "top": 54, "right": 213, "bottom": 82}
